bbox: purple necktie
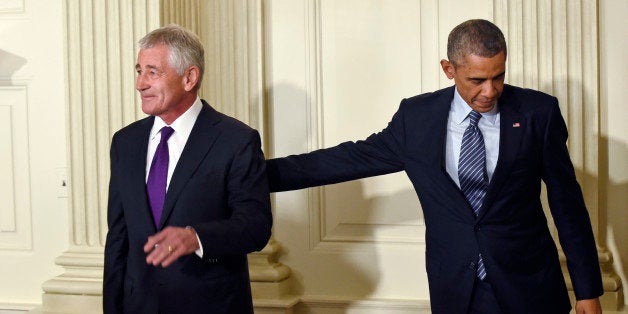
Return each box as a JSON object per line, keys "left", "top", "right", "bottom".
{"left": 147, "top": 126, "right": 174, "bottom": 227}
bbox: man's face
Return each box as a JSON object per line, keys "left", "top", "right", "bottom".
{"left": 135, "top": 43, "right": 189, "bottom": 123}
{"left": 440, "top": 51, "right": 506, "bottom": 113}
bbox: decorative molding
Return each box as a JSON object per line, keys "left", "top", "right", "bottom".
{"left": 299, "top": 296, "right": 431, "bottom": 313}
{"left": 0, "top": 301, "right": 37, "bottom": 311}
{"left": 160, "top": 0, "right": 201, "bottom": 34}
{"left": 249, "top": 239, "right": 292, "bottom": 300}
{"left": 0, "top": 0, "right": 24, "bottom": 14}
{"left": 304, "top": 0, "right": 427, "bottom": 248}
{"left": 304, "top": 0, "right": 324, "bottom": 250}
{"left": 63, "top": 0, "right": 160, "bottom": 249}
{"left": 419, "top": 0, "right": 441, "bottom": 92}
{"left": 0, "top": 84, "right": 32, "bottom": 251}
{"left": 323, "top": 223, "right": 426, "bottom": 244}
{"left": 62, "top": 0, "right": 160, "bottom": 245}
{"left": 0, "top": 105, "right": 15, "bottom": 232}
{"left": 189, "top": 0, "right": 266, "bottom": 134}
{"left": 162, "top": 0, "right": 265, "bottom": 133}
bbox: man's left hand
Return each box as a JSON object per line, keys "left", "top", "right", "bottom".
{"left": 143, "top": 226, "right": 200, "bottom": 267}
{"left": 575, "top": 298, "right": 602, "bottom": 314}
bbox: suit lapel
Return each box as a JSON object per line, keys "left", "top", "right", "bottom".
{"left": 158, "top": 102, "right": 222, "bottom": 229}
{"left": 478, "top": 86, "right": 525, "bottom": 220}
{"left": 434, "top": 89, "right": 461, "bottom": 184}
{"left": 433, "top": 88, "right": 481, "bottom": 219}
{"left": 125, "top": 117, "right": 158, "bottom": 232}
{"left": 411, "top": 87, "right": 475, "bottom": 218}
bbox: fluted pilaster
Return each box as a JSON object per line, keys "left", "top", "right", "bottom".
{"left": 41, "top": 0, "right": 160, "bottom": 312}
{"left": 494, "top": 0, "right": 622, "bottom": 309}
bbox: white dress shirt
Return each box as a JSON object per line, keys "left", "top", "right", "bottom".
{"left": 145, "top": 97, "right": 202, "bottom": 186}
{"left": 146, "top": 97, "right": 204, "bottom": 256}
{"left": 445, "top": 88, "right": 500, "bottom": 187}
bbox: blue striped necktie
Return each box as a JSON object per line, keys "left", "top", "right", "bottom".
{"left": 458, "top": 111, "right": 488, "bottom": 280}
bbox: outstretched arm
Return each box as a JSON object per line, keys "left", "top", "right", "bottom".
{"left": 267, "top": 100, "right": 411, "bottom": 192}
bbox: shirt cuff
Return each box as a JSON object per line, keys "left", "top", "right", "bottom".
{"left": 187, "top": 226, "right": 203, "bottom": 258}
{"left": 194, "top": 233, "right": 203, "bottom": 258}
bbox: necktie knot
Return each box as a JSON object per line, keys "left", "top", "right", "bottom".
{"left": 160, "top": 126, "right": 174, "bottom": 142}
{"left": 468, "top": 111, "right": 482, "bottom": 127}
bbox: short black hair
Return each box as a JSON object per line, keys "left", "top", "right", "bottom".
{"left": 447, "top": 19, "right": 507, "bottom": 66}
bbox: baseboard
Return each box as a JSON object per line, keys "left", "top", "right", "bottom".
{"left": 0, "top": 302, "right": 37, "bottom": 313}
{"left": 297, "top": 296, "right": 431, "bottom": 314}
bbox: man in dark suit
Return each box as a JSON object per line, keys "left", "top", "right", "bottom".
{"left": 267, "top": 19, "right": 603, "bottom": 313}
{"left": 103, "top": 25, "right": 272, "bottom": 314}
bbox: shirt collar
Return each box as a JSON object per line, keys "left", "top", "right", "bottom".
{"left": 451, "top": 87, "right": 499, "bottom": 125}
{"left": 150, "top": 97, "right": 203, "bottom": 140}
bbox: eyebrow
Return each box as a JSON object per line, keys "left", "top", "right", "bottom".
{"left": 135, "top": 64, "right": 161, "bottom": 71}
{"left": 468, "top": 71, "right": 506, "bottom": 81}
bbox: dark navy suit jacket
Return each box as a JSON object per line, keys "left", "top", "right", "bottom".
{"left": 267, "top": 85, "right": 602, "bottom": 313}
{"left": 104, "top": 101, "right": 272, "bottom": 314}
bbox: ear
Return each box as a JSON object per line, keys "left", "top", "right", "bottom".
{"left": 183, "top": 66, "right": 200, "bottom": 92}
{"left": 440, "top": 59, "right": 455, "bottom": 80}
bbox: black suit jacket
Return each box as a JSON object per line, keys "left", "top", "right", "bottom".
{"left": 104, "top": 100, "right": 272, "bottom": 314}
{"left": 267, "top": 85, "right": 603, "bottom": 313}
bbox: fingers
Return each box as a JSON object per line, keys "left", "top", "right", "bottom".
{"left": 145, "top": 242, "right": 175, "bottom": 267}
{"left": 144, "top": 226, "right": 200, "bottom": 268}
{"left": 143, "top": 231, "right": 167, "bottom": 253}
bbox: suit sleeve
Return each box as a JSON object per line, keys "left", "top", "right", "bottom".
{"left": 193, "top": 129, "right": 273, "bottom": 257}
{"left": 541, "top": 100, "right": 603, "bottom": 300}
{"left": 267, "top": 100, "right": 409, "bottom": 192}
{"left": 103, "top": 134, "right": 129, "bottom": 314}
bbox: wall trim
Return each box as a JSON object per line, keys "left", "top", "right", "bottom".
{"left": 299, "top": 296, "right": 431, "bottom": 313}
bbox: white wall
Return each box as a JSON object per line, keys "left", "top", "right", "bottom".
{"left": 600, "top": 0, "right": 628, "bottom": 307}
{"left": 0, "top": 0, "right": 68, "bottom": 309}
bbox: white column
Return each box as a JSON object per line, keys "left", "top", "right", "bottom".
{"left": 494, "top": 0, "right": 623, "bottom": 309}
{"left": 41, "top": 0, "right": 160, "bottom": 312}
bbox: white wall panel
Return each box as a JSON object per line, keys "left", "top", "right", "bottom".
{"left": 0, "top": 85, "right": 31, "bottom": 250}
{"left": 0, "top": 0, "right": 68, "bottom": 307}
{"left": 0, "top": 0, "right": 24, "bottom": 13}
{"left": 317, "top": 0, "right": 424, "bottom": 244}
{"left": 0, "top": 104, "right": 16, "bottom": 232}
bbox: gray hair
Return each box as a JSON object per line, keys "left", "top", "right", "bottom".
{"left": 447, "top": 19, "right": 507, "bottom": 66}
{"left": 139, "top": 24, "right": 205, "bottom": 89}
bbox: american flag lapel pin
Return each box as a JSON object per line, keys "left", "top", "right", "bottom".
{"left": 513, "top": 122, "right": 520, "bottom": 128}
